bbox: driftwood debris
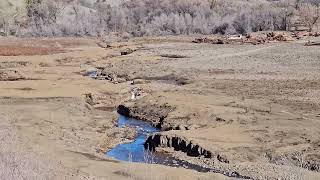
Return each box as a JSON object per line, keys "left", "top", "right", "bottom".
{"left": 193, "top": 31, "right": 296, "bottom": 45}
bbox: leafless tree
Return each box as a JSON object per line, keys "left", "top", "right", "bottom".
{"left": 0, "top": 0, "right": 316, "bottom": 37}
{"left": 298, "top": 2, "right": 320, "bottom": 31}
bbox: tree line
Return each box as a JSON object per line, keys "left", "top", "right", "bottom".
{"left": 0, "top": 0, "right": 319, "bottom": 37}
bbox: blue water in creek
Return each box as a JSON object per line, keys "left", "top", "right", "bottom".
{"left": 105, "top": 115, "right": 213, "bottom": 173}
{"left": 106, "top": 115, "right": 160, "bottom": 162}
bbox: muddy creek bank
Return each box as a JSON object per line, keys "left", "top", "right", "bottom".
{"left": 105, "top": 115, "right": 219, "bottom": 173}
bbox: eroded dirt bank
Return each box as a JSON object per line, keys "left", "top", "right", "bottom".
{"left": 1, "top": 36, "right": 320, "bottom": 179}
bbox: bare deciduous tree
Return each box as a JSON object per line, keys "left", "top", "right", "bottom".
{"left": 299, "top": 2, "right": 320, "bottom": 31}
{"left": 0, "top": 0, "right": 317, "bottom": 37}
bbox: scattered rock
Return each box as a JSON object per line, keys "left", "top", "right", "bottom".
{"left": 84, "top": 67, "right": 98, "bottom": 78}
{"left": 95, "top": 64, "right": 135, "bottom": 84}
{"left": 0, "top": 61, "right": 31, "bottom": 69}
{"left": 130, "top": 87, "right": 143, "bottom": 100}
{"left": 293, "top": 31, "right": 320, "bottom": 39}
{"left": 215, "top": 117, "right": 226, "bottom": 122}
{"left": 217, "top": 154, "right": 229, "bottom": 163}
{"left": 83, "top": 93, "right": 116, "bottom": 108}
{"left": 84, "top": 93, "right": 95, "bottom": 106}
{"left": 193, "top": 31, "right": 297, "bottom": 45}
{"left": 193, "top": 37, "right": 230, "bottom": 44}
{"left": 0, "top": 70, "right": 25, "bottom": 81}
{"left": 248, "top": 31, "right": 295, "bottom": 43}
{"left": 269, "top": 31, "right": 295, "bottom": 42}
{"left": 99, "top": 68, "right": 131, "bottom": 83}
{"left": 192, "top": 37, "right": 217, "bottom": 43}
{"left": 121, "top": 48, "right": 135, "bottom": 56}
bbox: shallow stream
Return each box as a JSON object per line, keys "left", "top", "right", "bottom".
{"left": 106, "top": 115, "right": 213, "bottom": 172}
{"left": 106, "top": 115, "right": 160, "bottom": 162}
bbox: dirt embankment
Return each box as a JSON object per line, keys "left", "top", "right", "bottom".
{"left": 145, "top": 134, "right": 213, "bottom": 159}
{"left": 117, "top": 104, "right": 176, "bottom": 130}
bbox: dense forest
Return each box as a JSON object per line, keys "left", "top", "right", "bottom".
{"left": 0, "top": 0, "right": 319, "bottom": 36}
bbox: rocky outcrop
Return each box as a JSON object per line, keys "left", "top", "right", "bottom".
{"left": 144, "top": 134, "right": 213, "bottom": 159}
{"left": 117, "top": 104, "right": 196, "bottom": 131}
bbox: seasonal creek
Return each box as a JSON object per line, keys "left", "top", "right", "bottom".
{"left": 105, "top": 115, "right": 212, "bottom": 172}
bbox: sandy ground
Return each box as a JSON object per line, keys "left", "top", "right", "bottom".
{"left": 0, "top": 36, "right": 320, "bottom": 179}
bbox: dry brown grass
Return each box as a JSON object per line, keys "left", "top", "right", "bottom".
{"left": 38, "top": 38, "right": 96, "bottom": 48}
{"left": 0, "top": 115, "right": 57, "bottom": 180}
{"left": 0, "top": 113, "right": 99, "bottom": 180}
{"left": 0, "top": 45, "right": 64, "bottom": 56}
{"left": 0, "top": 38, "right": 95, "bottom": 56}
